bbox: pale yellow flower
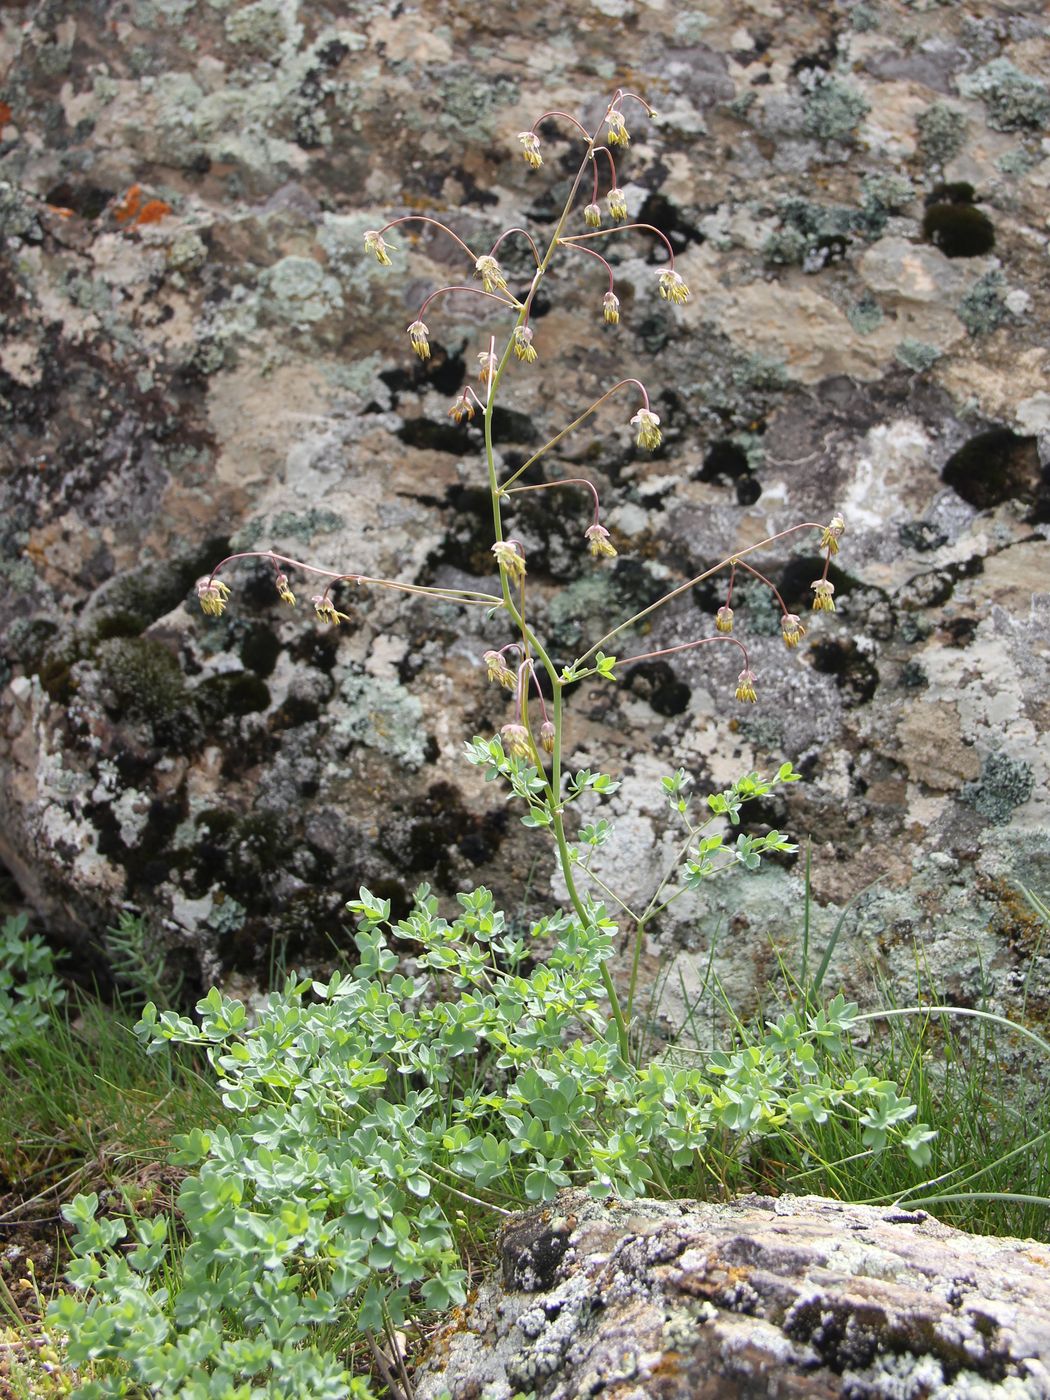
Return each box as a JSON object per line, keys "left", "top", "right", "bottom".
{"left": 630, "top": 408, "right": 662, "bottom": 451}
{"left": 811, "top": 579, "right": 836, "bottom": 612}
{"left": 518, "top": 131, "right": 542, "bottom": 168}
{"left": 735, "top": 669, "right": 758, "bottom": 703}
{"left": 196, "top": 578, "right": 231, "bottom": 617}
{"left": 513, "top": 326, "right": 537, "bottom": 363}
{"left": 474, "top": 255, "right": 508, "bottom": 294}
{"left": 607, "top": 187, "right": 628, "bottom": 221}
{"left": 363, "top": 230, "right": 394, "bottom": 266}
{"left": 657, "top": 270, "right": 690, "bottom": 304}
{"left": 603, "top": 291, "right": 620, "bottom": 325}
{"left": 585, "top": 524, "right": 617, "bottom": 559}
{"left": 407, "top": 319, "right": 430, "bottom": 360}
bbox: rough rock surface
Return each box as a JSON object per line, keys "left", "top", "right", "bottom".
{"left": 416, "top": 1191, "right": 1050, "bottom": 1399}
{"left": 0, "top": 1, "right": 1048, "bottom": 1022}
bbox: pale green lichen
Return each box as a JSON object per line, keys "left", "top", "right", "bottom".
{"left": 957, "top": 270, "right": 1008, "bottom": 336}
{"left": 801, "top": 77, "right": 870, "bottom": 143}
{"left": 916, "top": 102, "right": 968, "bottom": 167}
{"left": 996, "top": 147, "right": 1038, "bottom": 177}
{"left": 958, "top": 59, "right": 1050, "bottom": 133}
{"left": 962, "top": 752, "right": 1034, "bottom": 826}
{"left": 269, "top": 508, "right": 343, "bottom": 541}
{"left": 848, "top": 297, "right": 884, "bottom": 336}
{"left": 209, "top": 893, "right": 247, "bottom": 934}
{"left": 895, "top": 339, "right": 942, "bottom": 372}
{"left": 336, "top": 671, "right": 427, "bottom": 769}
{"left": 265, "top": 256, "right": 344, "bottom": 326}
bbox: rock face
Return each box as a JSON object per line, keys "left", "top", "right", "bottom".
{"left": 416, "top": 1191, "right": 1050, "bottom": 1399}
{"left": 0, "top": 1, "right": 1048, "bottom": 1021}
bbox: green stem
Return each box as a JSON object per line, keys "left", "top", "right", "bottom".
{"left": 478, "top": 114, "right": 635, "bottom": 1067}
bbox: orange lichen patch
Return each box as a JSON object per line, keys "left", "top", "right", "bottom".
{"left": 113, "top": 183, "right": 144, "bottom": 223}
{"left": 134, "top": 197, "right": 173, "bottom": 225}
{"left": 46, "top": 205, "right": 75, "bottom": 219}
{"left": 0, "top": 100, "right": 12, "bottom": 125}
{"left": 112, "top": 185, "right": 172, "bottom": 228}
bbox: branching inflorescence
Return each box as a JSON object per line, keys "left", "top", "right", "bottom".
{"left": 195, "top": 90, "right": 846, "bottom": 1056}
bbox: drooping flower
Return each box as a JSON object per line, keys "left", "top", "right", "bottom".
{"left": 274, "top": 573, "right": 296, "bottom": 607}
{"left": 363, "top": 229, "right": 394, "bottom": 266}
{"left": 477, "top": 347, "right": 498, "bottom": 384}
{"left": 312, "top": 595, "right": 350, "bottom": 626}
{"left": 407, "top": 319, "right": 430, "bottom": 360}
{"left": 500, "top": 723, "right": 531, "bottom": 758}
{"left": 602, "top": 291, "right": 620, "bottom": 325}
{"left": 584, "top": 202, "right": 602, "bottom": 229}
{"left": 781, "top": 613, "right": 806, "bottom": 648}
{"left": 715, "top": 605, "right": 734, "bottom": 634}
{"left": 196, "top": 577, "right": 231, "bottom": 617}
{"left": 483, "top": 649, "right": 516, "bottom": 689}
{"left": 513, "top": 326, "right": 537, "bottom": 363}
{"left": 735, "top": 669, "right": 758, "bottom": 703}
{"left": 811, "top": 579, "right": 836, "bottom": 612}
{"left": 585, "top": 524, "right": 617, "bottom": 559}
{"left": 492, "top": 540, "right": 526, "bottom": 583}
{"left": 607, "top": 187, "right": 628, "bottom": 221}
{"left": 631, "top": 408, "right": 662, "bottom": 451}
{"left": 474, "top": 254, "right": 508, "bottom": 294}
{"left": 657, "top": 269, "right": 690, "bottom": 304}
{"left": 448, "top": 393, "right": 475, "bottom": 423}
{"left": 820, "top": 514, "right": 845, "bottom": 555}
{"left": 607, "top": 110, "right": 630, "bottom": 147}
{"left": 539, "top": 720, "right": 556, "bottom": 754}
{"left": 518, "top": 131, "right": 542, "bottom": 169}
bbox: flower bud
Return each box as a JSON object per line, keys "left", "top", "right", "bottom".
{"left": 540, "top": 721, "right": 556, "bottom": 753}
{"left": 715, "top": 605, "right": 733, "bottom": 634}
{"left": 584, "top": 202, "right": 602, "bottom": 229}
{"left": 602, "top": 291, "right": 620, "bottom": 325}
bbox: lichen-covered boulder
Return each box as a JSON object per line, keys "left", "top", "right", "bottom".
{"left": 416, "top": 1191, "right": 1050, "bottom": 1399}
{"left": 0, "top": 0, "right": 1048, "bottom": 1014}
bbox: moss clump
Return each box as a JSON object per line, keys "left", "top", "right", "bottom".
{"left": 801, "top": 77, "right": 870, "bottom": 143}
{"left": 941, "top": 428, "right": 1040, "bottom": 510}
{"left": 916, "top": 103, "right": 968, "bottom": 167}
{"left": 959, "top": 59, "right": 1050, "bottom": 133}
{"left": 95, "top": 637, "right": 188, "bottom": 723}
{"left": 922, "top": 203, "right": 995, "bottom": 258}
{"left": 961, "top": 752, "right": 1034, "bottom": 825}
{"left": 195, "top": 672, "right": 271, "bottom": 720}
